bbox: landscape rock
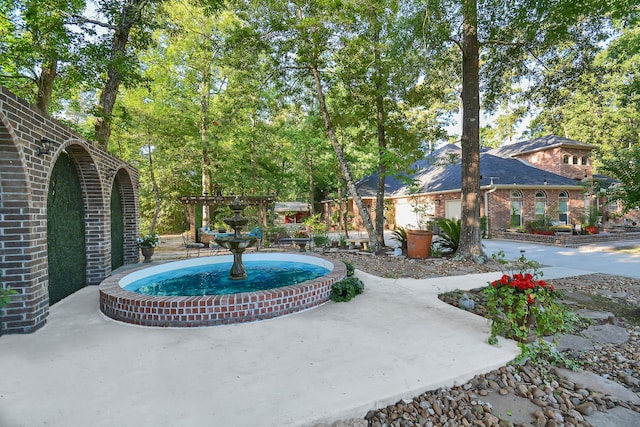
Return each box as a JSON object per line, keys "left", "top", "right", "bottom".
{"left": 320, "top": 254, "right": 640, "bottom": 427}
{"left": 583, "top": 323, "right": 630, "bottom": 344}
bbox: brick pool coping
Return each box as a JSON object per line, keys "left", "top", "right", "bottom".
{"left": 99, "top": 253, "right": 346, "bottom": 327}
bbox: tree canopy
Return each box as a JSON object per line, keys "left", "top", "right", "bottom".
{"left": 1, "top": 0, "right": 638, "bottom": 240}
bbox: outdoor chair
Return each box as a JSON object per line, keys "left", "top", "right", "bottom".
{"left": 208, "top": 240, "right": 228, "bottom": 255}
{"left": 182, "top": 233, "right": 205, "bottom": 258}
{"left": 247, "top": 227, "right": 263, "bottom": 251}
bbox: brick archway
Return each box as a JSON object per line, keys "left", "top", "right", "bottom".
{"left": 0, "top": 87, "right": 139, "bottom": 334}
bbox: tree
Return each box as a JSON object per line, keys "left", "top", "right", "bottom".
{"left": 0, "top": 0, "right": 86, "bottom": 115}
{"left": 330, "top": 0, "right": 443, "bottom": 248}
{"left": 530, "top": 20, "right": 640, "bottom": 149}
{"left": 598, "top": 144, "right": 640, "bottom": 213}
{"left": 91, "top": 0, "right": 163, "bottom": 148}
{"left": 422, "top": 0, "right": 622, "bottom": 262}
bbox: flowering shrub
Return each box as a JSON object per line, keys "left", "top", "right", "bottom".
{"left": 485, "top": 251, "right": 567, "bottom": 344}
{"left": 137, "top": 234, "right": 160, "bottom": 247}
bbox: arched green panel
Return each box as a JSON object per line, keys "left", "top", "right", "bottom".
{"left": 110, "top": 181, "right": 124, "bottom": 270}
{"left": 47, "top": 152, "right": 86, "bottom": 305}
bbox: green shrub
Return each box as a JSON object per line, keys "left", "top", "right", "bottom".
{"left": 390, "top": 226, "right": 408, "bottom": 252}
{"left": 342, "top": 260, "right": 355, "bottom": 277}
{"left": 313, "top": 234, "right": 330, "bottom": 247}
{"left": 436, "top": 218, "right": 461, "bottom": 254}
{"left": 331, "top": 277, "right": 365, "bottom": 302}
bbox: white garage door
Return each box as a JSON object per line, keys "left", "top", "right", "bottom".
{"left": 395, "top": 201, "right": 418, "bottom": 229}
{"left": 445, "top": 199, "right": 461, "bottom": 220}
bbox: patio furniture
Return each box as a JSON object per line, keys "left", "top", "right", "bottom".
{"left": 345, "top": 238, "right": 370, "bottom": 251}
{"left": 277, "top": 237, "right": 311, "bottom": 252}
{"left": 247, "top": 227, "right": 263, "bottom": 251}
{"left": 182, "top": 233, "right": 205, "bottom": 257}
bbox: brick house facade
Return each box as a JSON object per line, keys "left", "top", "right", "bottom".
{"left": 0, "top": 87, "right": 139, "bottom": 334}
{"left": 336, "top": 136, "right": 631, "bottom": 236}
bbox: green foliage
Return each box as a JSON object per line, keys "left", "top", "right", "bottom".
{"left": 436, "top": 218, "right": 461, "bottom": 254}
{"left": 342, "top": 260, "right": 355, "bottom": 277}
{"left": 303, "top": 214, "right": 328, "bottom": 234}
{"left": 390, "top": 226, "right": 408, "bottom": 252}
{"left": 330, "top": 277, "right": 365, "bottom": 303}
{"left": 1, "top": 273, "right": 18, "bottom": 310}
{"left": 598, "top": 144, "right": 640, "bottom": 213}
{"left": 485, "top": 251, "right": 571, "bottom": 344}
{"left": 514, "top": 339, "right": 582, "bottom": 372}
{"left": 313, "top": 234, "right": 330, "bottom": 247}
{"left": 480, "top": 215, "right": 488, "bottom": 238}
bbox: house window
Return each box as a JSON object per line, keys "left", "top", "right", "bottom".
{"left": 535, "top": 191, "right": 547, "bottom": 220}
{"left": 563, "top": 155, "right": 569, "bottom": 164}
{"left": 558, "top": 191, "right": 569, "bottom": 224}
{"left": 581, "top": 157, "right": 588, "bottom": 165}
{"left": 510, "top": 190, "right": 523, "bottom": 227}
{"left": 572, "top": 156, "right": 578, "bottom": 164}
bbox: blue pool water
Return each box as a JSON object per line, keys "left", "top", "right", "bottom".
{"left": 124, "top": 260, "right": 330, "bottom": 296}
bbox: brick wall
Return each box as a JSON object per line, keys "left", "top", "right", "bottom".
{"left": 99, "top": 258, "right": 346, "bottom": 327}
{"left": 516, "top": 146, "right": 592, "bottom": 181}
{"left": 485, "top": 188, "right": 588, "bottom": 235}
{"left": 493, "top": 230, "right": 640, "bottom": 247}
{"left": 0, "top": 86, "right": 139, "bottom": 334}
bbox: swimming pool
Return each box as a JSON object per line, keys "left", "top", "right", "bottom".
{"left": 99, "top": 253, "right": 346, "bottom": 327}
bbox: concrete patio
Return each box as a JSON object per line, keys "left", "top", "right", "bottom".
{"left": 1, "top": 239, "right": 638, "bottom": 426}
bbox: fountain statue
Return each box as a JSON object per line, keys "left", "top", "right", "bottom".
{"left": 214, "top": 197, "right": 258, "bottom": 280}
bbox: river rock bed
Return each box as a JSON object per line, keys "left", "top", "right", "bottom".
{"left": 317, "top": 252, "right": 640, "bottom": 427}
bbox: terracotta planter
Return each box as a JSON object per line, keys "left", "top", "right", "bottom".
{"left": 406, "top": 230, "right": 433, "bottom": 259}
{"left": 140, "top": 246, "right": 155, "bottom": 263}
{"left": 585, "top": 225, "right": 599, "bottom": 234}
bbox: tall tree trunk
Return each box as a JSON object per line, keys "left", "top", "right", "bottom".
{"left": 310, "top": 64, "right": 376, "bottom": 247}
{"left": 373, "top": 25, "right": 386, "bottom": 249}
{"left": 146, "top": 134, "right": 161, "bottom": 234}
{"left": 200, "top": 74, "right": 212, "bottom": 227}
{"left": 94, "top": 0, "right": 146, "bottom": 149}
{"left": 307, "top": 150, "right": 315, "bottom": 215}
{"left": 295, "top": 5, "right": 375, "bottom": 247}
{"left": 35, "top": 58, "right": 57, "bottom": 116}
{"left": 456, "top": 0, "right": 486, "bottom": 262}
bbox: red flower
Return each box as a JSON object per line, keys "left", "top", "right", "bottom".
{"left": 527, "top": 294, "right": 536, "bottom": 304}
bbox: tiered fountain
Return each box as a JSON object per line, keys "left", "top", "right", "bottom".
{"left": 213, "top": 197, "right": 258, "bottom": 279}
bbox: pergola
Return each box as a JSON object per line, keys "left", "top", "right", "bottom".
{"left": 179, "top": 195, "right": 275, "bottom": 241}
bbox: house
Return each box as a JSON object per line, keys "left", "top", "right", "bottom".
{"left": 333, "top": 135, "right": 630, "bottom": 236}
{"left": 273, "top": 201, "right": 311, "bottom": 224}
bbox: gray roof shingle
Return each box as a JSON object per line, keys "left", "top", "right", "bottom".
{"left": 356, "top": 136, "right": 586, "bottom": 197}
{"left": 488, "top": 135, "right": 595, "bottom": 158}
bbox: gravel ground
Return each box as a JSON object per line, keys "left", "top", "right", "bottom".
{"left": 318, "top": 250, "right": 640, "bottom": 427}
